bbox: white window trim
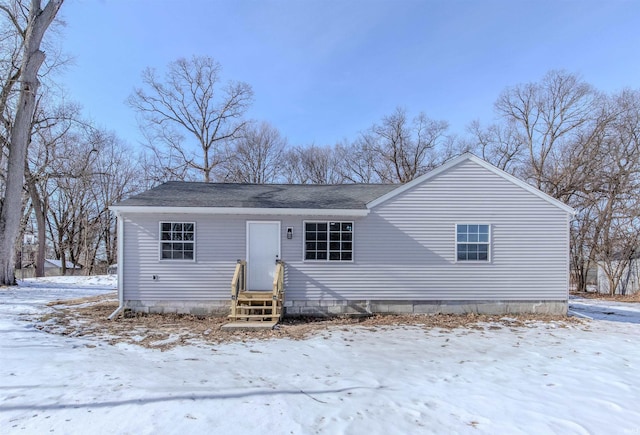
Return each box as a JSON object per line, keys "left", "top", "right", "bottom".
{"left": 455, "top": 223, "right": 491, "bottom": 263}
{"left": 158, "top": 221, "right": 197, "bottom": 262}
{"left": 302, "top": 220, "right": 354, "bottom": 263}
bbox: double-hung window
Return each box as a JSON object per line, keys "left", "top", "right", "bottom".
{"left": 456, "top": 224, "right": 490, "bottom": 261}
{"left": 305, "top": 221, "right": 353, "bottom": 261}
{"left": 160, "top": 222, "right": 195, "bottom": 260}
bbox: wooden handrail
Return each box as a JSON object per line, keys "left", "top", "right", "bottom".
{"left": 230, "top": 260, "right": 247, "bottom": 318}
{"left": 272, "top": 260, "right": 285, "bottom": 320}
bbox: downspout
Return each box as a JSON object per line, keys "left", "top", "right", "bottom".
{"left": 108, "top": 211, "right": 125, "bottom": 320}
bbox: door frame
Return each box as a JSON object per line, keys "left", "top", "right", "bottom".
{"left": 246, "top": 220, "right": 281, "bottom": 290}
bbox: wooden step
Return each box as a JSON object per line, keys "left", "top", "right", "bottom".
{"left": 236, "top": 304, "right": 275, "bottom": 309}
{"left": 236, "top": 303, "right": 277, "bottom": 309}
{"left": 237, "top": 301, "right": 274, "bottom": 306}
{"left": 230, "top": 288, "right": 283, "bottom": 324}
{"left": 239, "top": 291, "right": 272, "bottom": 297}
{"left": 237, "top": 307, "right": 278, "bottom": 316}
{"left": 228, "top": 314, "right": 279, "bottom": 319}
{"left": 236, "top": 311, "right": 277, "bottom": 316}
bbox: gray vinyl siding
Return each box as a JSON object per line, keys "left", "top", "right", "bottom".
{"left": 121, "top": 159, "right": 570, "bottom": 303}
{"left": 122, "top": 214, "right": 245, "bottom": 301}
{"left": 284, "top": 159, "right": 569, "bottom": 301}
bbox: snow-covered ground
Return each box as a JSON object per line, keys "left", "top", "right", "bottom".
{"left": 1, "top": 277, "right": 639, "bottom": 434}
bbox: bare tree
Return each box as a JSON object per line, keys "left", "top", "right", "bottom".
{"left": 494, "top": 70, "right": 599, "bottom": 190}
{"left": 362, "top": 107, "right": 449, "bottom": 183}
{"left": 283, "top": 144, "right": 344, "bottom": 184}
{"left": 25, "top": 98, "right": 78, "bottom": 276}
{"left": 85, "top": 130, "right": 141, "bottom": 271}
{"left": 589, "top": 90, "right": 640, "bottom": 294}
{"left": 219, "top": 121, "right": 286, "bottom": 183}
{"left": 0, "top": 0, "right": 63, "bottom": 285}
{"left": 128, "top": 56, "right": 254, "bottom": 182}
{"left": 335, "top": 138, "right": 381, "bottom": 183}
{"left": 137, "top": 138, "right": 196, "bottom": 187}
{"left": 467, "top": 119, "right": 525, "bottom": 174}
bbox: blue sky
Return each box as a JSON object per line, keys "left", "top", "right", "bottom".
{"left": 56, "top": 0, "right": 640, "bottom": 148}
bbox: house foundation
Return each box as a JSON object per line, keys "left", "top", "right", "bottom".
{"left": 283, "top": 299, "right": 568, "bottom": 316}
{"left": 125, "top": 300, "right": 229, "bottom": 316}
{"left": 124, "top": 299, "right": 567, "bottom": 317}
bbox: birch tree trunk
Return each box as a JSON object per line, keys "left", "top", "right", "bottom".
{"left": 0, "top": 0, "right": 63, "bottom": 285}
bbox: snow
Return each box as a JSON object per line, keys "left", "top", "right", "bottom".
{"left": 1, "top": 277, "right": 640, "bottom": 434}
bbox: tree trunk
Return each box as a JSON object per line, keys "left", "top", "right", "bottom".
{"left": 0, "top": 0, "right": 63, "bottom": 285}
{"left": 25, "top": 172, "right": 46, "bottom": 276}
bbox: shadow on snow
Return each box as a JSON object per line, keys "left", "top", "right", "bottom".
{"left": 0, "top": 385, "right": 384, "bottom": 412}
{"left": 569, "top": 298, "right": 640, "bottom": 324}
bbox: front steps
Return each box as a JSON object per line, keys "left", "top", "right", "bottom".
{"left": 224, "top": 260, "right": 285, "bottom": 330}
{"left": 223, "top": 291, "right": 282, "bottom": 330}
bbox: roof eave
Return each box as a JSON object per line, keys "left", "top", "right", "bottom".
{"left": 109, "top": 205, "right": 370, "bottom": 217}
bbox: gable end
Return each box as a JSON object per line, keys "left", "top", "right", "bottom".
{"left": 366, "top": 153, "right": 576, "bottom": 215}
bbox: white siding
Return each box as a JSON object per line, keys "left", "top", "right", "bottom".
{"left": 284, "top": 159, "right": 570, "bottom": 302}
{"left": 122, "top": 214, "right": 245, "bottom": 301}
{"left": 121, "top": 159, "right": 571, "bottom": 303}
{"left": 597, "top": 260, "right": 640, "bottom": 295}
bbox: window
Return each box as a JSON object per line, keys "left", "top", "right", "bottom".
{"left": 456, "top": 224, "right": 490, "bottom": 261}
{"left": 305, "top": 221, "right": 353, "bottom": 261}
{"left": 160, "top": 222, "right": 195, "bottom": 260}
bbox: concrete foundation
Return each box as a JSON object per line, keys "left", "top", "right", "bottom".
{"left": 125, "top": 300, "right": 230, "bottom": 316}
{"left": 125, "top": 299, "right": 567, "bottom": 317}
{"left": 283, "top": 299, "right": 568, "bottom": 316}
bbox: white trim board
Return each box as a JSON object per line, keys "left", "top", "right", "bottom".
{"left": 109, "top": 206, "right": 369, "bottom": 217}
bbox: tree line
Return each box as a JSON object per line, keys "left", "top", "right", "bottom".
{"left": 0, "top": 2, "right": 638, "bottom": 294}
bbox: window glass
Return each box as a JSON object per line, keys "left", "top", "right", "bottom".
{"left": 456, "top": 224, "right": 490, "bottom": 262}
{"left": 160, "top": 222, "right": 195, "bottom": 260}
{"left": 305, "top": 221, "right": 353, "bottom": 261}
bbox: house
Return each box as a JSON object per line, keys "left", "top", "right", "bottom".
{"left": 18, "top": 258, "right": 81, "bottom": 278}
{"left": 44, "top": 259, "right": 82, "bottom": 276}
{"left": 109, "top": 153, "right": 575, "bottom": 320}
{"left": 597, "top": 252, "right": 640, "bottom": 295}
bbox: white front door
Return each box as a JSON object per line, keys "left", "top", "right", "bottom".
{"left": 247, "top": 221, "right": 281, "bottom": 291}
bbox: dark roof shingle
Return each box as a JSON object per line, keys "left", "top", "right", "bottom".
{"left": 115, "top": 181, "right": 399, "bottom": 210}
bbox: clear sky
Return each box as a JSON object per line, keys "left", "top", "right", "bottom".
{"left": 56, "top": 0, "right": 640, "bottom": 148}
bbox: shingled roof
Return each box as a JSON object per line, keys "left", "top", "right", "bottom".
{"left": 113, "top": 181, "right": 399, "bottom": 210}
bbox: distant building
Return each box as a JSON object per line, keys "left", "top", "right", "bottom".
{"left": 18, "top": 259, "right": 82, "bottom": 279}
{"left": 597, "top": 253, "right": 640, "bottom": 295}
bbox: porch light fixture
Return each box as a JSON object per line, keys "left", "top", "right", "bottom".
{"left": 287, "top": 227, "right": 293, "bottom": 239}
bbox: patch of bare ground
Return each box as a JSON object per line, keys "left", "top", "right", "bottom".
{"left": 33, "top": 294, "right": 582, "bottom": 351}
{"left": 571, "top": 291, "right": 640, "bottom": 303}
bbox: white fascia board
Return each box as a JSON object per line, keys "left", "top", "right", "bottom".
{"left": 366, "top": 153, "right": 577, "bottom": 215}
{"left": 109, "top": 205, "right": 369, "bottom": 217}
